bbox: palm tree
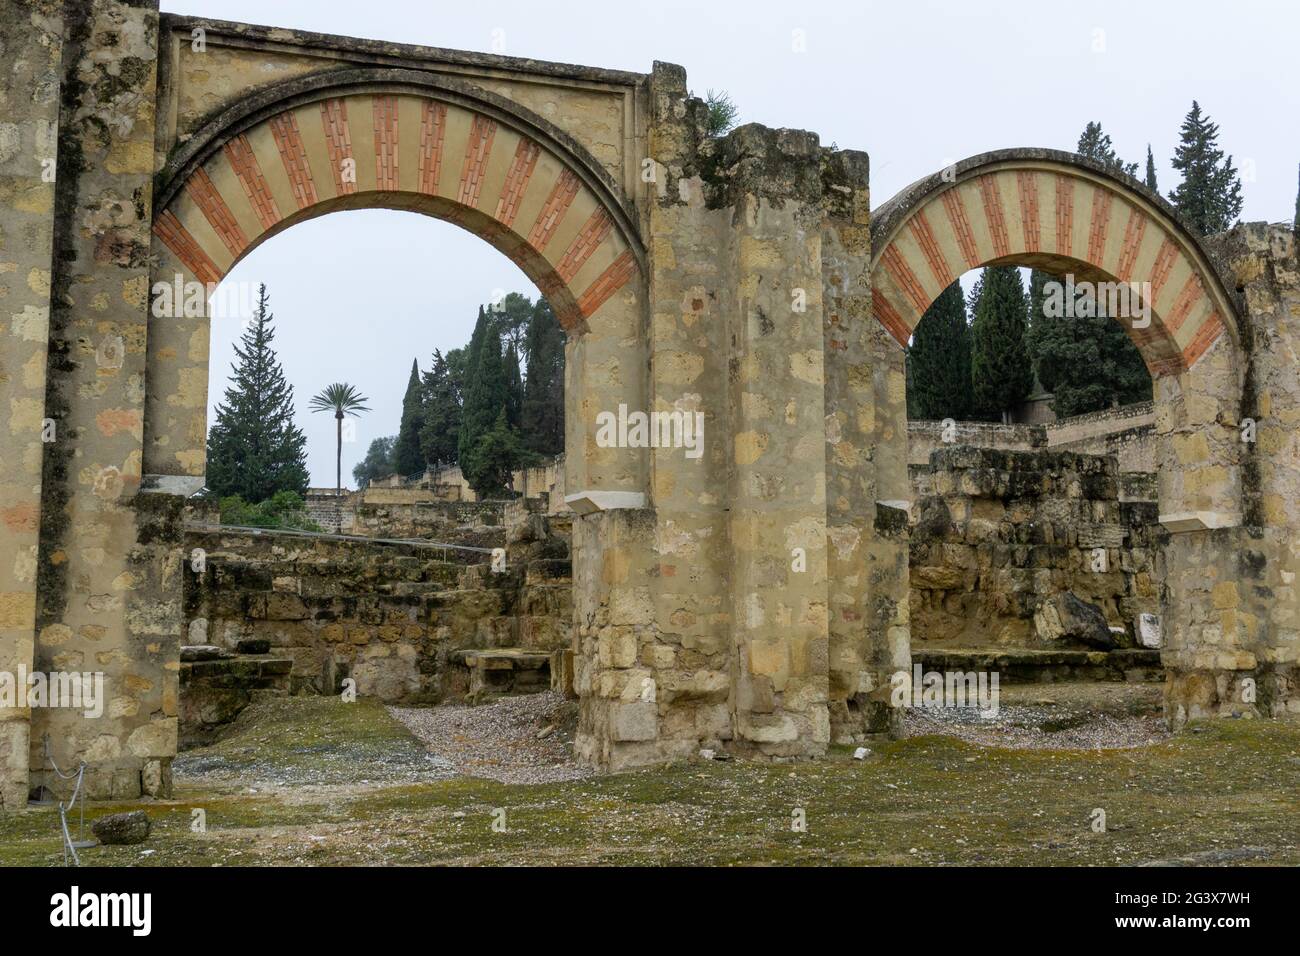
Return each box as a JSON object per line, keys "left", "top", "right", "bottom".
{"left": 308, "top": 382, "right": 371, "bottom": 499}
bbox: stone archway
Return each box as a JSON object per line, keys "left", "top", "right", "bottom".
{"left": 859, "top": 149, "right": 1251, "bottom": 729}
{"left": 145, "top": 71, "right": 646, "bottom": 497}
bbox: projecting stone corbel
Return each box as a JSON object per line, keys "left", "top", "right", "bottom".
{"left": 1158, "top": 511, "right": 1242, "bottom": 533}
{"left": 564, "top": 490, "right": 648, "bottom": 515}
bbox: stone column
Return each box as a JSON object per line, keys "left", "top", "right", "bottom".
{"left": 0, "top": 0, "right": 63, "bottom": 810}
{"left": 31, "top": 0, "right": 176, "bottom": 800}
{"left": 712, "top": 127, "right": 831, "bottom": 757}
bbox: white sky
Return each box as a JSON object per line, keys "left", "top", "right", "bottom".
{"left": 169, "top": 0, "right": 1300, "bottom": 487}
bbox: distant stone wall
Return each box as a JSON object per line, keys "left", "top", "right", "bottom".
{"left": 908, "top": 402, "right": 1158, "bottom": 488}
{"left": 908, "top": 447, "right": 1166, "bottom": 651}
{"left": 181, "top": 506, "right": 571, "bottom": 706}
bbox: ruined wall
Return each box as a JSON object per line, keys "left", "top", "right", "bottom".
{"left": 182, "top": 508, "right": 571, "bottom": 704}
{"left": 908, "top": 447, "right": 1164, "bottom": 651}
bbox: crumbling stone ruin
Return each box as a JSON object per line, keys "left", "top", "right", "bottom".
{"left": 179, "top": 498, "right": 572, "bottom": 744}
{"left": 3, "top": 2, "right": 1299, "bottom": 809}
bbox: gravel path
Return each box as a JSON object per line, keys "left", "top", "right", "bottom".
{"left": 902, "top": 681, "right": 1170, "bottom": 749}
{"left": 389, "top": 691, "right": 591, "bottom": 785}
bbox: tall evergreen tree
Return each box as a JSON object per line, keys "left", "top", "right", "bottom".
{"left": 1144, "top": 145, "right": 1159, "bottom": 192}
{"left": 504, "top": 343, "right": 523, "bottom": 430}
{"left": 906, "top": 280, "right": 971, "bottom": 420}
{"left": 459, "top": 311, "right": 517, "bottom": 496}
{"left": 419, "top": 348, "right": 462, "bottom": 467}
{"left": 1076, "top": 122, "right": 1138, "bottom": 177}
{"left": 206, "top": 284, "right": 310, "bottom": 501}
{"left": 393, "top": 358, "right": 427, "bottom": 476}
{"left": 521, "top": 299, "right": 565, "bottom": 456}
{"left": 1168, "top": 101, "right": 1243, "bottom": 235}
{"left": 969, "top": 267, "right": 1033, "bottom": 422}
{"left": 1026, "top": 271, "right": 1152, "bottom": 418}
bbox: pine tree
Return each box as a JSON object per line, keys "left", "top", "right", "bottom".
{"left": 906, "top": 280, "right": 971, "bottom": 420}
{"left": 1168, "top": 101, "right": 1244, "bottom": 235}
{"left": 1076, "top": 122, "right": 1138, "bottom": 177}
{"left": 1144, "top": 145, "right": 1159, "bottom": 192}
{"left": 969, "top": 267, "right": 1033, "bottom": 422}
{"left": 461, "top": 409, "right": 527, "bottom": 498}
{"left": 393, "top": 358, "right": 426, "bottom": 476}
{"left": 419, "top": 348, "right": 462, "bottom": 467}
{"left": 206, "top": 284, "right": 310, "bottom": 502}
{"left": 521, "top": 298, "right": 565, "bottom": 456}
{"left": 1026, "top": 271, "right": 1152, "bottom": 418}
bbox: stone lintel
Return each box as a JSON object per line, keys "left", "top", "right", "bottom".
{"left": 564, "top": 490, "right": 648, "bottom": 515}
{"left": 1158, "top": 510, "right": 1241, "bottom": 533}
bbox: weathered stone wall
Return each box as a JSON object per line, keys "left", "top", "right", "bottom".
{"left": 0, "top": 0, "right": 63, "bottom": 811}
{"left": 182, "top": 509, "right": 571, "bottom": 704}
{"left": 908, "top": 447, "right": 1164, "bottom": 651}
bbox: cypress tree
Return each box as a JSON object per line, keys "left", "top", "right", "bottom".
{"left": 1168, "top": 101, "right": 1244, "bottom": 235}
{"left": 206, "top": 284, "right": 310, "bottom": 501}
{"left": 969, "top": 267, "right": 1033, "bottom": 422}
{"left": 459, "top": 312, "right": 518, "bottom": 495}
{"left": 419, "top": 348, "right": 462, "bottom": 467}
{"left": 393, "top": 358, "right": 426, "bottom": 476}
{"left": 1144, "top": 145, "right": 1158, "bottom": 192}
{"left": 1026, "top": 271, "right": 1152, "bottom": 418}
{"left": 906, "top": 280, "right": 971, "bottom": 420}
{"left": 504, "top": 343, "right": 523, "bottom": 430}
{"left": 521, "top": 298, "right": 565, "bottom": 456}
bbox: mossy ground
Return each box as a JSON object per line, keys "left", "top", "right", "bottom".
{"left": 2, "top": 697, "right": 1296, "bottom": 866}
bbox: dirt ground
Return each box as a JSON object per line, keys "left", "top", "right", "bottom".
{"left": 2, "top": 685, "right": 1297, "bottom": 867}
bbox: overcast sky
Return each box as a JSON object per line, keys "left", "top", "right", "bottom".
{"left": 165, "top": 0, "right": 1300, "bottom": 487}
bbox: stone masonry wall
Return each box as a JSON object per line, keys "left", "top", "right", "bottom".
{"left": 182, "top": 508, "right": 571, "bottom": 705}
{"left": 909, "top": 447, "right": 1165, "bottom": 650}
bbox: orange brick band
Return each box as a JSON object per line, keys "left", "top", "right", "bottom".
{"left": 457, "top": 114, "right": 497, "bottom": 207}
{"left": 1182, "top": 312, "right": 1223, "bottom": 367}
{"left": 184, "top": 167, "right": 247, "bottom": 259}
{"left": 1087, "top": 189, "right": 1113, "bottom": 265}
{"left": 872, "top": 289, "right": 913, "bottom": 348}
{"left": 1054, "top": 174, "right": 1074, "bottom": 257}
{"left": 320, "top": 98, "right": 356, "bottom": 196}
{"left": 269, "top": 111, "right": 318, "bottom": 210}
{"left": 224, "top": 134, "right": 281, "bottom": 230}
{"left": 418, "top": 100, "right": 447, "bottom": 195}
{"left": 153, "top": 210, "right": 222, "bottom": 286}
{"left": 908, "top": 209, "right": 953, "bottom": 288}
{"left": 1166, "top": 274, "right": 1204, "bottom": 334}
{"left": 1150, "top": 238, "right": 1178, "bottom": 301}
{"left": 1016, "top": 171, "right": 1040, "bottom": 254}
{"left": 528, "top": 169, "right": 580, "bottom": 251}
{"left": 940, "top": 189, "right": 980, "bottom": 269}
{"left": 882, "top": 245, "right": 929, "bottom": 314}
{"left": 555, "top": 209, "right": 613, "bottom": 283}
{"left": 373, "top": 96, "right": 399, "bottom": 191}
{"left": 496, "top": 138, "right": 541, "bottom": 227}
{"left": 977, "top": 174, "right": 1010, "bottom": 259}
{"left": 577, "top": 250, "right": 636, "bottom": 319}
